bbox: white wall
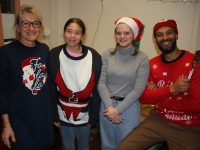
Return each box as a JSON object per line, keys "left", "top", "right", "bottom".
{"left": 68, "top": 0, "right": 200, "bottom": 58}
{"left": 20, "top": 0, "right": 54, "bottom": 48}
{"left": 2, "top": 0, "right": 200, "bottom": 56}
{"left": 52, "top": 0, "right": 70, "bottom": 47}
{"left": 195, "top": 8, "right": 200, "bottom": 50}
{"left": 20, "top": 0, "right": 70, "bottom": 49}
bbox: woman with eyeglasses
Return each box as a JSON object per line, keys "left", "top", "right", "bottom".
{"left": 0, "top": 4, "right": 54, "bottom": 150}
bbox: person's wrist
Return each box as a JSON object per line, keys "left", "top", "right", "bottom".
{"left": 114, "top": 108, "right": 120, "bottom": 115}
{"left": 3, "top": 126, "right": 11, "bottom": 129}
{"left": 2, "top": 126, "right": 12, "bottom": 134}
{"left": 3, "top": 122, "right": 11, "bottom": 128}
{"left": 107, "top": 106, "right": 114, "bottom": 109}
{"left": 3, "top": 121, "right": 10, "bottom": 125}
{"left": 169, "top": 85, "right": 175, "bottom": 93}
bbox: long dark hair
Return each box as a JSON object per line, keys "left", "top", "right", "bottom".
{"left": 63, "top": 18, "right": 86, "bottom": 45}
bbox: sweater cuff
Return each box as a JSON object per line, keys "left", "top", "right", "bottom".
{"left": 88, "top": 118, "right": 97, "bottom": 127}
{"left": 115, "top": 106, "right": 123, "bottom": 114}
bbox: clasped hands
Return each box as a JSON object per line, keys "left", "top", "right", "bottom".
{"left": 104, "top": 106, "right": 122, "bottom": 124}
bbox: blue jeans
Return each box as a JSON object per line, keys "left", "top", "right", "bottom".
{"left": 59, "top": 125, "right": 90, "bottom": 150}
{"left": 99, "top": 100, "right": 140, "bottom": 150}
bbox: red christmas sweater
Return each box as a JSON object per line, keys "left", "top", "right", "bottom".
{"left": 140, "top": 50, "right": 200, "bottom": 126}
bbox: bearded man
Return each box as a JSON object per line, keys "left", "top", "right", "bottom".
{"left": 117, "top": 19, "right": 200, "bottom": 150}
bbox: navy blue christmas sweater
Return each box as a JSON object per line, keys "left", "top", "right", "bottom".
{"left": 0, "top": 40, "right": 54, "bottom": 150}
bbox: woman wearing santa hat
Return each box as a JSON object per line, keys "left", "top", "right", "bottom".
{"left": 98, "top": 17, "right": 150, "bottom": 149}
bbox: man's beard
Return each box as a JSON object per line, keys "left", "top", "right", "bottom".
{"left": 156, "top": 39, "right": 176, "bottom": 54}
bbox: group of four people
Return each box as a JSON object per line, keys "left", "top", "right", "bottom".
{"left": 0, "top": 4, "right": 199, "bottom": 150}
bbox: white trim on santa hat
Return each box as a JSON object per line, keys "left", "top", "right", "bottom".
{"left": 115, "top": 17, "right": 139, "bottom": 40}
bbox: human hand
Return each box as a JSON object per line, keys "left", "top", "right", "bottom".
{"left": 112, "top": 115, "right": 123, "bottom": 124}
{"left": 53, "top": 122, "right": 60, "bottom": 127}
{"left": 104, "top": 106, "right": 119, "bottom": 120}
{"left": 170, "top": 77, "right": 191, "bottom": 93}
{"left": 87, "top": 124, "right": 91, "bottom": 127}
{"left": 147, "top": 81, "right": 157, "bottom": 90}
{"left": 1, "top": 123, "right": 16, "bottom": 149}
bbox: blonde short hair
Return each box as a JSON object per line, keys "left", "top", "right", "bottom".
{"left": 14, "top": 4, "right": 44, "bottom": 40}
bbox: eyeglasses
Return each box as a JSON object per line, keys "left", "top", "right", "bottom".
{"left": 20, "top": 20, "right": 41, "bottom": 28}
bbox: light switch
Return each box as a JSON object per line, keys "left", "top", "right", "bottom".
{"left": 44, "top": 29, "right": 51, "bottom": 36}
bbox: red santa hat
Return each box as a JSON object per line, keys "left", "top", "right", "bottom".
{"left": 153, "top": 19, "right": 178, "bottom": 38}
{"left": 22, "top": 57, "right": 38, "bottom": 68}
{"left": 114, "top": 17, "right": 145, "bottom": 49}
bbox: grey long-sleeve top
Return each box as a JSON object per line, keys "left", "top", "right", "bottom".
{"left": 98, "top": 46, "right": 150, "bottom": 113}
